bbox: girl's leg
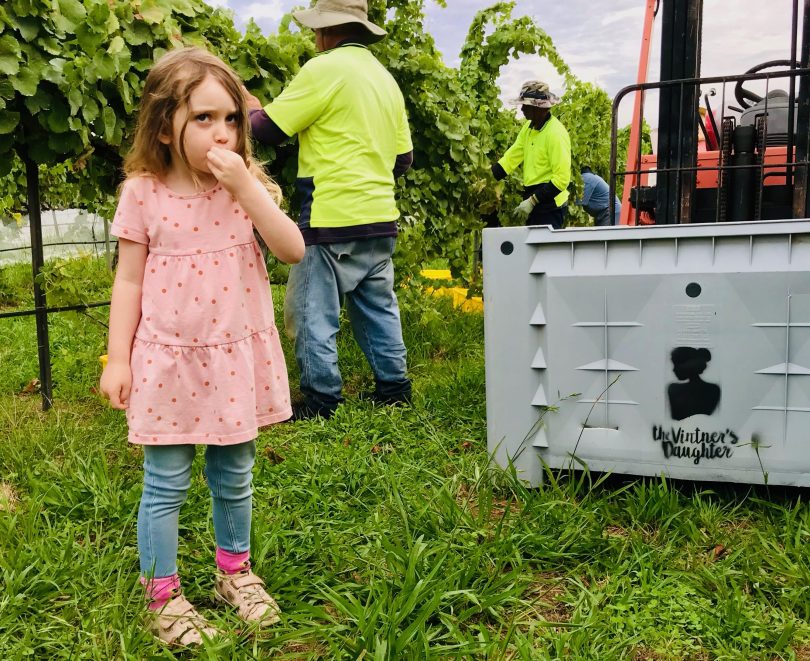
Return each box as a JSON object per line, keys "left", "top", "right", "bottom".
{"left": 137, "top": 444, "right": 195, "bottom": 607}
{"left": 204, "top": 440, "right": 256, "bottom": 572}
{"left": 206, "top": 440, "right": 279, "bottom": 625}
{"left": 205, "top": 441, "right": 280, "bottom": 626}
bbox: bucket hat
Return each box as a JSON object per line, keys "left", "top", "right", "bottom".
{"left": 293, "top": 0, "right": 387, "bottom": 43}
{"left": 512, "top": 81, "right": 561, "bottom": 109}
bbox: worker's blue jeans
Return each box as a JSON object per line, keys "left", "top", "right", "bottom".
{"left": 595, "top": 206, "right": 614, "bottom": 226}
{"left": 137, "top": 440, "right": 255, "bottom": 578}
{"left": 284, "top": 237, "right": 410, "bottom": 411}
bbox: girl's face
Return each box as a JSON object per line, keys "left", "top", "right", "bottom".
{"left": 161, "top": 74, "right": 240, "bottom": 179}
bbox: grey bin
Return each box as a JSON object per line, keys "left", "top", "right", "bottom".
{"left": 483, "top": 220, "right": 810, "bottom": 487}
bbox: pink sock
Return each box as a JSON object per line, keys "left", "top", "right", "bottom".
{"left": 141, "top": 574, "right": 181, "bottom": 611}
{"left": 216, "top": 547, "right": 250, "bottom": 574}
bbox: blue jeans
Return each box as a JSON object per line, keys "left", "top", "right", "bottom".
{"left": 594, "top": 206, "right": 619, "bottom": 226}
{"left": 284, "top": 237, "right": 410, "bottom": 410}
{"left": 137, "top": 441, "right": 255, "bottom": 578}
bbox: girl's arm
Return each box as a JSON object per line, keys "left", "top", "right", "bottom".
{"left": 207, "top": 147, "right": 305, "bottom": 264}
{"left": 99, "top": 239, "right": 147, "bottom": 409}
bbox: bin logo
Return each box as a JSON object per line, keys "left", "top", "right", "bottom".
{"left": 652, "top": 425, "right": 739, "bottom": 464}
{"left": 651, "top": 346, "right": 736, "bottom": 464}
{"left": 667, "top": 347, "right": 720, "bottom": 420}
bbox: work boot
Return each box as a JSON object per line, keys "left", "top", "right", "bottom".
{"left": 285, "top": 400, "right": 338, "bottom": 421}
{"left": 358, "top": 390, "right": 412, "bottom": 406}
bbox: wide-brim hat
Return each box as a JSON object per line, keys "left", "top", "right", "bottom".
{"left": 511, "top": 80, "right": 561, "bottom": 109}
{"left": 293, "top": 0, "right": 387, "bottom": 43}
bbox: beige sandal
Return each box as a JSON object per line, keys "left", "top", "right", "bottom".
{"left": 147, "top": 594, "right": 218, "bottom": 646}
{"left": 213, "top": 570, "right": 281, "bottom": 626}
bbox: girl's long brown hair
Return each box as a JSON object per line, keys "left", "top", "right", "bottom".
{"left": 124, "top": 47, "right": 281, "bottom": 202}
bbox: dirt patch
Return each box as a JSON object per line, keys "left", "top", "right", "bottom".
{"left": 0, "top": 482, "right": 18, "bottom": 512}
{"left": 603, "top": 525, "right": 629, "bottom": 538}
{"left": 717, "top": 518, "right": 753, "bottom": 534}
{"left": 630, "top": 648, "right": 667, "bottom": 660}
{"left": 629, "top": 648, "right": 673, "bottom": 660}
{"left": 455, "top": 482, "right": 521, "bottom": 522}
{"left": 322, "top": 602, "right": 340, "bottom": 619}
{"left": 793, "top": 645, "right": 810, "bottom": 661}
{"left": 630, "top": 647, "right": 708, "bottom": 661}
{"left": 518, "top": 572, "right": 571, "bottom": 624}
{"left": 278, "top": 639, "right": 328, "bottom": 659}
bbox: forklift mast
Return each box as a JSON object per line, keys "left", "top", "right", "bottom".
{"left": 656, "top": 0, "right": 702, "bottom": 225}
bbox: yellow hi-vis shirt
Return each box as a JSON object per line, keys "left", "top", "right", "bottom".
{"left": 498, "top": 116, "right": 571, "bottom": 208}
{"left": 264, "top": 44, "right": 412, "bottom": 229}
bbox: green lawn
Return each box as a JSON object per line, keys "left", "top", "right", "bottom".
{"left": 1, "top": 261, "right": 810, "bottom": 659}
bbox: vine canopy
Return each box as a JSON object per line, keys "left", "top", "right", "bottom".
{"left": 0, "top": 0, "right": 623, "bottom": 284}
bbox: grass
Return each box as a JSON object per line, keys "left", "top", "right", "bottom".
{"left": 2, "top": 258, "right": 810, "bottom": 658}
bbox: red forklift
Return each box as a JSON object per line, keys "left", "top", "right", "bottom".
{"left": 613, "top": 0, "right": 810, "bottom": 228}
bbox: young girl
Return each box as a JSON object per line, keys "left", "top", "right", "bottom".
{"left": 99, "top": 47, "right": 305, "bottom": 646}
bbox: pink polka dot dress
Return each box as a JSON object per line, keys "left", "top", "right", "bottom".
{"left": 110, "top": 176, "right": 292, "bottom": 445}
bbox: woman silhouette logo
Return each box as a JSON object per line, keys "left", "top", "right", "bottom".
{"left": 667, "top": 347, "right": 721, "bottom": 421}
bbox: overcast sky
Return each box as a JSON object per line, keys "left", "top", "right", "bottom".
{"left": 211, "top": 0, "right": 795, "bottom": 126}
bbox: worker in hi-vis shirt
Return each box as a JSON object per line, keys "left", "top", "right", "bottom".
{"left": 492, "top": 81, "right": 571, "bottom": 229}
{"left": 246, "top": 0, "right": 414, "bottom": 421}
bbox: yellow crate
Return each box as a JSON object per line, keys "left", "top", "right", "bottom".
{"left": 419, "top": 269, "right": 453, "bottom": 281}
{"left": 426, "top": 286, "right": 483, "bottom": 314}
